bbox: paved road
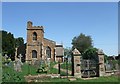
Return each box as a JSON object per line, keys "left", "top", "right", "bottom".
{"left": 53, "top": 63, "right": 72, "bottom": 75}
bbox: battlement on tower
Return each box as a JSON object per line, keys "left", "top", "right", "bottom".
{"left": 27, "top": 21, "right": 44, "bottom": 32}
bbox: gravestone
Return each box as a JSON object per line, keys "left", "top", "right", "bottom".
{"left": 15, "top": 48, "right": 18, "bottom": 61}
{"left": 14, "top": 58, "right": 23, "bottom": 72}
{"left": 72, "top": 48, "right": 81, "bottom": 78}
{"left": 97, "top": 49, "right": 105, "bottom": 76}
{"left": 32, "top": 58, "right": 37, "bottom": 65}
{"left": 47, "top": 58, "right": 51, "bottom": 69}
{"left": 34, "top": 60, "right": 39, "bottom": 67}
{"left": 4, "top": 54, "right": 8, "bottom": 66}
{"left": 18, "top": 54, "right": 22, "bottom": 62}
{"left": 5, "top": 54, "right": 8, "bottom": 58}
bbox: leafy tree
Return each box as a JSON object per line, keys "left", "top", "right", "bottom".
{"left": 2, "top": 30, "right": 15, "bottom": 58}
{"left": 118, "top": 54, "right": 120, "bottom": 66}
{"left": 15, "top": 37, "right": 24, "bottom": 48}
{"left": 2, "top": 30, "right": 24, "bottom": 61}
{"left": 64, "top": 47, "right": 72, "bottom": 56}
{"left": 82, "top": 47, "right": 98, "bottom": 62}
{"left": 104, "top": 54, "right": 108, "bottom": 63}
{"left": 71, "top": 33, "right": 93, "bottom": 54}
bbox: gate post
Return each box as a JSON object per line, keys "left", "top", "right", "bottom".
{"left": 97, "top": 49, "right": 105, "bottom": 76}
{"left": 72, "top": 48, "right": 81, "bottom": 78}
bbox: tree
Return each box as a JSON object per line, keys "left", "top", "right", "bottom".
{"left": 82, "top": 47, "right": 98, "bottom": 62}
{"left": 64, "top": 47, "right": 72, "bottom": 56}
{"left": 2, "top": 30, "right": 24, "bottom": 61}
{"left": 15, "top": 37, "right": 24, "bottom": 47}
{"left": 104, "top": 54, "right": 108, "bottom": 63}
{"left": 2, "top": 30, "right": 15, "bottom": 57}
{"left": 71, "top": 33, "right": 93, "bottom": 54}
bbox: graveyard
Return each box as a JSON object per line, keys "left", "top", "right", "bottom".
{"left": 2, "top": 49, "right": 119, "bottom": 83}
{"left": 1, "top": 21, "right": 120, "bottom": 83}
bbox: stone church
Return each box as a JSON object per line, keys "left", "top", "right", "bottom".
{"left": 26, "top": 21, "right": 64, "bottom": 63}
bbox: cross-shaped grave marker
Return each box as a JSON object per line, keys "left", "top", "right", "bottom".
{"left": 18, "top": 54, "right": 22, "bottom": 62}
{"left": 4, "top": 54, "right": 8, "bottom": 61}
{"left": 5, "top": 54, "right": 8, "bottom": 58}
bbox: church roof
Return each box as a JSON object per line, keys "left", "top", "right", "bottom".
{"left": 44, "top": 38, "right": 56, "bottom": 44}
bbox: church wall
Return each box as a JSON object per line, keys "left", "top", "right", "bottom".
{"left": 43, "top": 38, "right": 56, "bottom": 61}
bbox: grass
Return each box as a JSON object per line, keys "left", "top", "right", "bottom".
{"left": 29, "top": 76, "right": 119, "bottom": 82}
{"left": 61, "top": 62, "right": 72, "bottom": 71}
{"left": 0, "top": 54, "right": 2, "bottom": 83}
{"left": 48, "top": 62, "right": 58, "bottom": 74}
{"left": 2, "top": 61, "right": 58, "bottom": 82}
{"left": 75, "top": 76, "right": 119, "bottom": 82}
{"left": 2, "top": 61, "right": 119, "bottom": 83}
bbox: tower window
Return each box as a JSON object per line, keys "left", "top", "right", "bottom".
{"left": 32, "top": 50, "right": 37, "bottom": 58}
{"left": 33, "top": 32, "right": 37, "bottom": 41}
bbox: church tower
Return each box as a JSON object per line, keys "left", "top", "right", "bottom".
{"left": 26, "top": 21, "right": 44, "bottom": 62}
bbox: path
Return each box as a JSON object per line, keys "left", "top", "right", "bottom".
{"left": 53, "top": 63, "right": 72, "bottom": 75}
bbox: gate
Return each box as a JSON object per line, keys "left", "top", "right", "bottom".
{"left": 81, "top": 60, "right": 99, "bottom": 78}
{"left": 58, "top": 56, "right": 72, "bottom": 77}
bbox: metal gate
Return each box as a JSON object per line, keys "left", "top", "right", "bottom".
{"left": 58, "top": 56, "right": 72, "bottom": 77}
{"left": 81, "top": 60, "right": 99, "bottom": 78}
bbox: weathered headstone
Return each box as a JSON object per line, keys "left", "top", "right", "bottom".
{"left": 15, "top": 48, "right": 18, "bottom": 61}
{"left": 32, "top": 58, "right": 37, "bottom": 65}
{"left": 14, "top": 58, "right": 23, "bottom": 72}
{"left": 4, "top": 54, "right": 8, "bottom": 60}
{"left": 97, "top": 49, "right": 105, "bottom": 76}
{"left": 72, "top": 48, "right": 81, "bottom": 78}
{"left": 47, "top": 58, "right": 51, "bottom": 69}
{"left": 18, "top": 54, "right": 22, "bottom": 62}
{"left": 4, "top": 54, "right": 8, "bottom": 66}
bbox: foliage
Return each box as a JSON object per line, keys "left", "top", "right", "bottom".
{"left": 2, "top": 30, "right": 15, "bottom": 58}
{"left": 1, "top": 30, "right": 24, "bottom": 61}
{"left": 61, "top": 62, "right": 72, "bottom": 71}
{"left": 2, "top": 61, "right": 59, "bottom": 82}
{"left": 2, "top": 61, "right": 119, "bottom": 82}
{"left": 118, "top": 54, "right": 120, "bottom": 65}
{"left": 82, "top": 47, "right": 98, "bottom": 62}
{"left": 15, "top": 37, "right": 24, "bottom": 47}
{"left": 64, "top": 47, "right": 72, "bottom": 56}
{"left": 48, "top": 62, "right": 58, "bottom": 74}
{"left": 72, "top": 33, "right": 93, "bottom": 54}
{"left": 2, "top": 62, "right": 25, "bottom": 82}
{"left": 104, "top": 54, "right": 108, "bottom": 63}
{"left": 2, "top": 56, "right": 11, "bottom": 65}
{"left": 111, "top": 60, "right": 119, "bottom": 70}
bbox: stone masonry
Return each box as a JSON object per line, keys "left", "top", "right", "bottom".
{"left": 72, "top": 48, "right": 82, "bottom": 78}
{"left": 26, "top": 21, "right": 64, "bottom": 63}
{"left": 98, "top": 49, "right": 105, "bottom": 76}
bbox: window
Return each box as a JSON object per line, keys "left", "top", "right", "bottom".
{"left": 32, "top": 50, "right": 37, "bottom": 58}
{"left": 46, "top": 46, "right": 51, "bottom": 58}
{"left": 33, "top": 32, "right": 37, "bottom": 41}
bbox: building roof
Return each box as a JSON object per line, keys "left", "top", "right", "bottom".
{"left": 44, "top": 38, "right": 56, "bottom": 44}
{"left": 55, "top": 45, "right": 63, "bottom": 47}
{"left": 55, "top": 46, "right": 64, "bottom": 56}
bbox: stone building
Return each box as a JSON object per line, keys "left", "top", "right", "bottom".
{"left": 55, "top": 45, "right": 64, "bottom": 62}
{"left": 26, "top": 21, "right": 64, "bottom": 63}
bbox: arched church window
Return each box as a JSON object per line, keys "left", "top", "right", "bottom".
{"left": 32, "top": 50, "right": 37, "bottom": 58}
{"left": 46, "top": 46, "right": 51, "bottom": 58}
{"left": 33, "top": 32, "right": 37, "bottom": 41}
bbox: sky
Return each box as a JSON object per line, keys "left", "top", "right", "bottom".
{"left": 2, "top": 2, "right": 118, "bottom": 56}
